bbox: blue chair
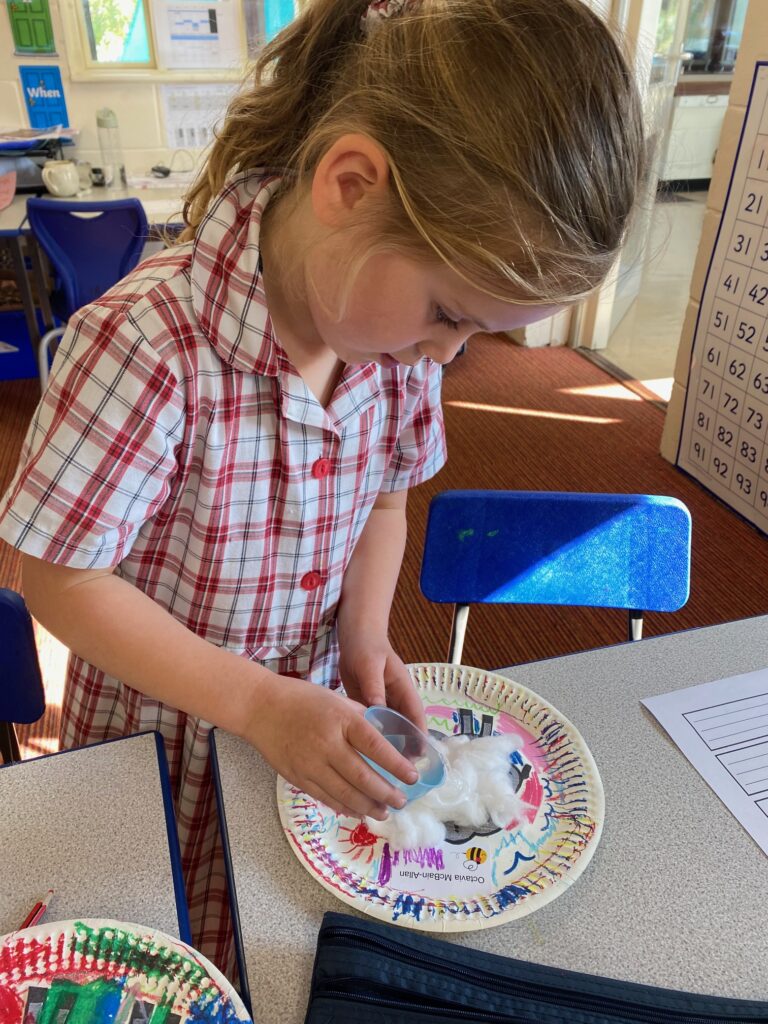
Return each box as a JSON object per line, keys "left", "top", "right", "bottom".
{"left": 420, "top": 490, "right": 692, "bottom": 663}
{"left": 0, "top": 589, "right": 46, "bottom": 763}
{"left": 26, "top": 197, "right": 149, "bottom": 389}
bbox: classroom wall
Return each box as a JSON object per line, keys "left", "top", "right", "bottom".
{"left": 0, "top": 1, "right": 214, "bottom": 177}
{"left": 660, "top": 0, "right": 768, "bottom": 462}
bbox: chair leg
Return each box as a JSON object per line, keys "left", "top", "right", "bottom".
{"left": 628, "top": 610, "right": 644, "bottom": 641}
{"left": 0, "top": 721, "right": 21, "bottom": 764}
{"left": 448, "top": 604, "right": 470, "bottom": 663}
{"left": 38, "top": 327, "right": 65, "bottom": 391}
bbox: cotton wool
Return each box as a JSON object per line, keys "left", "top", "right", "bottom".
{"left": 368, "top": 732, "right": 530, "bottom": 849}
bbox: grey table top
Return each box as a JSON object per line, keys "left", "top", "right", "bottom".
{"left": 0, "top": 732, "right": 184, "bottom": 940}
{"left": 213, "top": 616, "right": 768, "bottom": 1023}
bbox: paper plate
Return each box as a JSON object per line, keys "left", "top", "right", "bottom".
{"left": 0, "top": 918, "right": 251, "bottom": 1023}
{"left": 278, "top": 663, "right": 604, "bottom": 932}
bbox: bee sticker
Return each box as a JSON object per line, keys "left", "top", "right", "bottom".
{"left": 463, "top": 847, "right": 487, "bottom": 871}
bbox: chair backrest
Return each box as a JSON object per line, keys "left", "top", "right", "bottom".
{"left": 26, "top": 197, "right": 149, "bottom": 318}
{"left": 0, "top": 588, "right": 45, "bottom": 724}
{"left": 421, "top": 490, "right": 692, "bottom": 612}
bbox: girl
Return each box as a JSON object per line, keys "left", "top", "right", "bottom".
{"left": 0, "top": 0, "right": 646, "bottom": 973}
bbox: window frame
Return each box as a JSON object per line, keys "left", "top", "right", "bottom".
{"left": 59, "top": 0, "right": 249, "bottom": 82}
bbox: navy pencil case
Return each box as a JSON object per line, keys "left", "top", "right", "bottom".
{"left": 305, "top": 911, "right": 768, "bottom": 1023}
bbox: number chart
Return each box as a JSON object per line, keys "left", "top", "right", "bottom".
{"left": 679, "top": 63, "right": 768, "bottom": 534}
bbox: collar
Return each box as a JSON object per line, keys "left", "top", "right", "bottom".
{"left": 190, "top": 170, "right": 412, "bottom": 433}
{"left": 191, "top": 170, "right": 283, "bottom": 376}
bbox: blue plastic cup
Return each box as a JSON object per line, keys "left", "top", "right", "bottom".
{"left": 362, "top": 705, "right": 446, "bottom": 802}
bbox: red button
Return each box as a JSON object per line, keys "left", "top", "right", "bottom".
{"left": 300, "top": 571, "right": 323, "bottom": 591}
{"left": 312, "top": 458, "right": 332, "bottom": 479}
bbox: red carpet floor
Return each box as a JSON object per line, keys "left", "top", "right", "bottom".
{"left": 1, "top": 336, "right": 766, "bottom": 755}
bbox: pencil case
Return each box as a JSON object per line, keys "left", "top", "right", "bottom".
{"left": 304, "top": 911, "right": 768, "bottom": 1023}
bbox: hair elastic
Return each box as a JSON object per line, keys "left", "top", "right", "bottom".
{"left": 360, "top": 0, "right": 420, "bottom": 35}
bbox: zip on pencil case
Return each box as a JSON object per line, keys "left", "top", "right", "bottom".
{"left": 305, "top": 911, "right": 768, "bottom": 1024}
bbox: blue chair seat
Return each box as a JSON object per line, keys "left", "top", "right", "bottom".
{"left": 420, "top": 490, "right": 692, "bottom": 663}
{"left": 0, "top": 589, "right": 46, "bottom": 763}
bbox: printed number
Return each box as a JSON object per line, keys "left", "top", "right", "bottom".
{"left": 760, "top": 490, "right": 768, "bottom": 508}
{"left": 737, "top": 321, "right": 756, "bottom": 343}
{"left": 745, "top": 192, "right": 764, "bottom": 215}
{"left": 723, "top": 273, "right": 740, "bottom": 293}
{"left": 697, "top": 411, "right": 710, "bottom": 430}
{"left": 746, "top": 406, "right": 764, "bottom": 430}
{"left": 702, "top": 378, "right": 715, "bottom": 398}
{"left": 717, "top": 426, "right": 734, "bottom": 447}
{"left": 740, "top": 440, "right": 757, "bottom": 463}
{"left": 748, "top": 285, "right": 768, "bottom": 307}
{"left": 735, "top": 472, "right": 752, "bottom": 495}
{"left": 734, "top": 234, "right": 752, "bottom": 256}
{"left": 693, "top": 441, "right": 707, "bottom": 461}
{"left": 761, "top": 241, "right": 768, "bottom": 263}
{"left": 707, "top": 346, "right": 721, "bottom": 366}
{"left": 753, "top": 372, "right": 768, "bottom": 394}
{"left": 713, "top": 456, "right": 729, "bottom": 478}
{"left": 728, "top": 359, "right": 746, "bottom": 380}
{"left": 722, "top": 391, "right": 739, "bottom": 414}
{"left": 713, "top": 310, "right": 729, "bottom": 330}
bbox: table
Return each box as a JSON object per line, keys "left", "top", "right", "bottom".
{"left": 0, "top": 186, "right": 186, "bottom": 352}
{"left": 0, "top": 731, "right": 190, "bottom": 942}
{"left": 211, "top": 615, "right": 768, "bottom": 1021}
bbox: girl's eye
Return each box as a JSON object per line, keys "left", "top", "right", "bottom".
{"left": 435, "top": 305, "right": 460, "bottom": 331}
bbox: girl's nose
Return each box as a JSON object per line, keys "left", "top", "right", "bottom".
{"left": 421, "top": 332, "right": 473, "bottom": 365}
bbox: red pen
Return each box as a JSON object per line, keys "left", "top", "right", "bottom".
{"left": 19, "top": 889, "right": 54, "bottom": 930}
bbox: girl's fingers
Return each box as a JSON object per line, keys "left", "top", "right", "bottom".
{"left": 305, "top": 781, "right": 361, "bottom": 820}
{"left": 348, "top": 715, "right": 420, "bottom": 788}
{"left": 333, "top": 744, "right": 408, "bottom": 809}
{"left": 319, "top": 762, "right": 393, "bottom": 820}
{"left": 389, "top": 676, "right": 427, "bottom": 732}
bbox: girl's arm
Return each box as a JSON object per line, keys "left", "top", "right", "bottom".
{"left": 21, "top": 553, "right": 417, "bottom": 817}
{"left": 336, "top": 488, "right": 427, "bottom": 730}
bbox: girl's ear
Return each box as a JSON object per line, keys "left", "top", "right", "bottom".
{"left": 311, "top": 133, "right": 390, "bottom": 228}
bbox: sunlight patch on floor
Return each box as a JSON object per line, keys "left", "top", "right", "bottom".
{"left": 445, "top": 399, "right": 621, "bottom": 424}
{"left": 640, "top": 377, "right": 674, "bottom": 402}
{"left": 560, "top": 383, "right": 643, "bottom": 401}
{"left": 33, "top": 622, "right": 67, "bottom": 705}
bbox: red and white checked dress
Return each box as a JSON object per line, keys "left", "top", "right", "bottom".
{"left": 0, "top": 171, "right": 446, "bottom": 976}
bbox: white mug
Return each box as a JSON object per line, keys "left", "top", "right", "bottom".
{"left": 42, "top": 160, "right": 81, "bottom": 198}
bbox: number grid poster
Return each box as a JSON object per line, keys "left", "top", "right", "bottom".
{"left": 678, "top": 62, "right": 768, "bottom": 534}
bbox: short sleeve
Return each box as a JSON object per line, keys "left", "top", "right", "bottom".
{"left": 0, "top": 305, "right": 186, "bottom": 569}
{"left": 382, "top": 359, "right": 447, "bottom": 492}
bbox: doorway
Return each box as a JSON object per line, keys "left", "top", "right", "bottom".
{"left": 575, "top": 0, "right": 751, "bottom": 404}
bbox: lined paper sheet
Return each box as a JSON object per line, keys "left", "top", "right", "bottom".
{"left": 642, "top": 667, "right": 768, "bottom": 855}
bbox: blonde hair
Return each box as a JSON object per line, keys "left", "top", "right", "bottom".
{"left": 182, "top": 0, "right": 648, "bottom": 305}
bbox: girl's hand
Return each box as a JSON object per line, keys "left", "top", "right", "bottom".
{"left": 338, "top": 631, "right": 428, "bottom": 733}
{"left": 245, "top": 674, "right": 418, "bottom": 819}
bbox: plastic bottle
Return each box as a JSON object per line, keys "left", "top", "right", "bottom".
{"left": 96, "top": 108, "right": 127, "bottom": 190}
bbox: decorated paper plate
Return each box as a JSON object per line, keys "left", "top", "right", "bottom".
{"left": 0, "top": 918, "right": 251, "bottom": 1023}
{"left": 278, "top": 663, "right": 604, "bottom": 932}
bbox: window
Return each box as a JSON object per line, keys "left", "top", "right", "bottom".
{"left": 64, "top": 0, "right": 296, "bottom": 78}
{"left": 682, "top": 0, "right": 749, "bottom": 75}
{"left": 80, "top": 0, "right": 151, "bottom": 64}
